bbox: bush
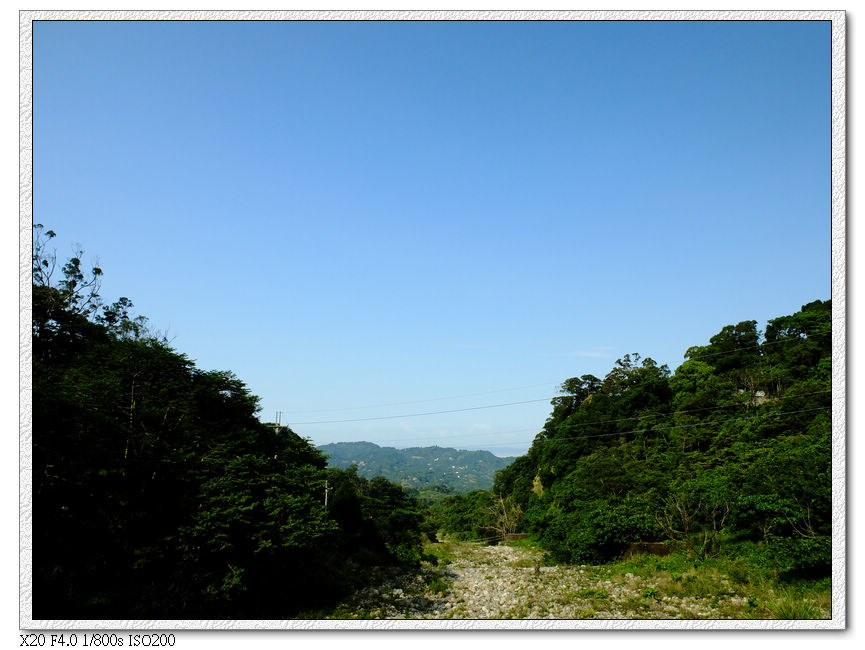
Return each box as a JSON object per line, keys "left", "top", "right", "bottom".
{"left": 764, "top": 535, "right": 831, "bottom": 579}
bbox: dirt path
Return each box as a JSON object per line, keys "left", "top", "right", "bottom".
{"left": 323, "top": 540, "right": 753, "bottom": 620}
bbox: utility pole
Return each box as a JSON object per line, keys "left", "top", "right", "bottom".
{"left": 271, "top": 411, "right": 284, "bottom": 460}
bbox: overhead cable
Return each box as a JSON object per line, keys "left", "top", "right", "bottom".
{"left": 534, "top": 406, "right": 831, "bottom": 444}
{"left": 285, "top": 330, "right": 830, "bottom": 421}
{"left": 319, "top": 390, "right": 830, "bottom": 445}
{"left": 282, "top": 380, "right": 559, "bottom": 415}
{"left": 290, "top": 397, "right": 554, "bottom": 425}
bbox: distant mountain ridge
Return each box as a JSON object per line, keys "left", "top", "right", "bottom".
{"left": 317, "top": 441, "right": 514, "bottom": 493}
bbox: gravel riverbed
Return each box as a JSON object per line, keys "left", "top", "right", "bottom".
{"left": 321, "top": 540, "right": 753, "bottom": 620}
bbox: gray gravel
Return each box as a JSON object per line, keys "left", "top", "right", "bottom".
{"left": 326, "top": 541, "right": 751, "bottom": 620}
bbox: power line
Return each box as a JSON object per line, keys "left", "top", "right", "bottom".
{"left": 315, "top": 390, "right": 830, "bottom": 446}
{"left": 285, "top": 332, "right": 831, "bottom": 425}
{"left": 541, "top": 389, "right": 831, "bottom": 433}
{"left": 685, "top": 328, "right": 831, "bottom": 361}
{"left": 418, "top": 406, "right": 832, "bottom": 471}
{"left": 282, "top": 380, "right": 560, "bottom": 415}
{"left": 419, "top": 406, "right": 830, "bottom": 451}
{"left": 534, "top": 406, "right": 830, "bottom": 444}
{"left": 290, "top": 397, "right": 555, "bottom": 425}
{"left": 295, "top": 385, "right": 830, "bottom": 428}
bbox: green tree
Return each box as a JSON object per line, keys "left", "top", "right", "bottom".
{"left": 31, "top": 227, "right": 397, "bottom": 618}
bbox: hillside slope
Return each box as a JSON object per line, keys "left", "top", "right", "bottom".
{"left": 492, "top": 299, "right": 831, "bottom": 576}
{"left": 318, "top": 441, "right": 514, "bottom": 492}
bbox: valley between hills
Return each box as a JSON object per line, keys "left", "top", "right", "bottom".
{"left": 317, "top": 441, "right": 515, "bottom": 497}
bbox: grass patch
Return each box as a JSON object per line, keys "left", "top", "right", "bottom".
{"left": 576, "top": 587, "right": 608, "bottom": 599}
{"left": 621, "top": 596, "right": 650, "bottom": 614}
{"left": 425, "top": 575, "right": 450, "bottom": 596}
{"left": 641, "top": 587, "right": 659, "bottom": 600}
{"left": 612, "top": 551, "right": 696, "bottom": 579}
{"left": 423, "top": 539, "right": 462, "bottom": 566}
{"left": 602, "top": 549, "right": 831, "bottom": 619}
{"left": 771, "top": 596, "right": 825, "bottom": 619}
{"left": 553, "top": 586, "right": 609, "bottom": 610}
{"left": 750, "top": 585, "right": 832, "bottom": 620}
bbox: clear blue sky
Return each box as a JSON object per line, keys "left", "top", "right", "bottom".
{"left": 33, "top": 19, "right": 831, "bottom": 456}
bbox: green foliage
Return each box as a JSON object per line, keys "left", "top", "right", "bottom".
{"left": 427, "top": 489, "right": 525, "bottom": 543}
{"left": 426, "top": 576, "right": 450, "bottom": 595}
{"left": 763, "top": 535, "right": 832, "bottom": 579}
{"left": 533, "top": 497, "right": 663, "bottom": 565}
{"left": 493, "top": 454, "right": 537, "bottom": 504}
{"left": 429, "top": 490, "right": 497, "bottom": 540}
{"left": 323, "top": 466, "right": 427, "bottom": 568}
{"left": 407, "top": 483, "right": 458, "bottom": 507}
{"left": 494, "top": 300, "right": 831, "bottom": 583}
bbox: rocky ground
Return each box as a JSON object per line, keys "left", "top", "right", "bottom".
{"left": 319, "top": 540, "right": 758, "bottom": 620}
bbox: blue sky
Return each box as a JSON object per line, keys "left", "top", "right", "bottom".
{"left": 33, "top": 19, "right": 831, "bottom": 456}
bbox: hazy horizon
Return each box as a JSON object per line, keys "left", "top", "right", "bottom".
{"left": 317, "top": 438, "right": 525, "bottom": 459}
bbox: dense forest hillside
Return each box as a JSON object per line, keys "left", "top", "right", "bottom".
{"left": 31, "top": 226, "right": 429, "bottom": 619}
{"left": 435, "top": 300, "right": 832, "bottom": 582}
{"left": 318, "top": 441, "right": 513, "bottom": 493}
